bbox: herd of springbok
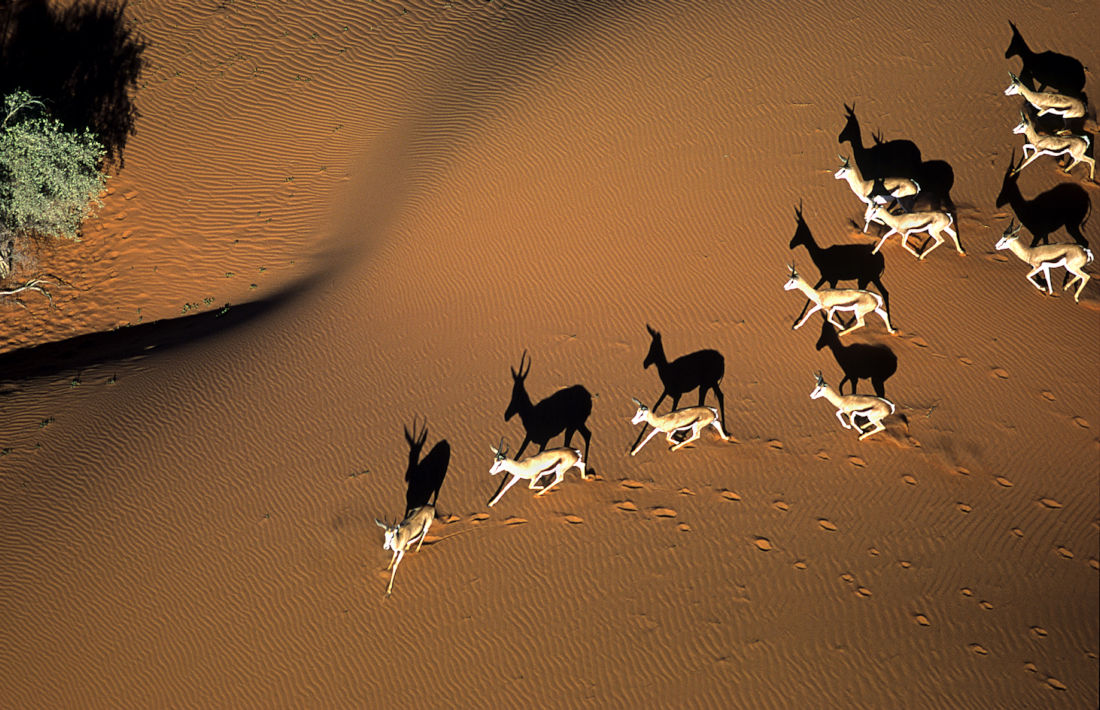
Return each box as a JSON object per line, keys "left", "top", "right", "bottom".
{"left": 374, "top": 24, "right": 1096, "bottom": 596}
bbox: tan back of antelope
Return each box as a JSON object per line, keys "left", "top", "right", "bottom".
{"left": 995, "top": 221, "right": 1093, "bottom": 301}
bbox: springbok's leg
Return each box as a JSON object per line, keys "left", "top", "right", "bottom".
{"left": 386, "top": 550, "right": 405, "bottom": 596}
{"left": 710, "top": 420, "right": 730, "bottom": 441}
{"left": 793, "top": 303, "right": 823, "bottom": 330}
{"left": 900, "top": 231, "right": 923, "bottom": 258}
{"left": 872, "top": 228, "right": 899, "bottom": 255}
{"left": 671, "top": 425, "right": 703, "bottom": 451}
{"left": 535, "top": 468, "right": 564, "bottom": 496}
{"left": 858, "top": 418, "right": 886, "bottom": 440}
{"left": 1039, "top": 265, "right": 1055, "bottom": 294}
{"left": 1025, "top": 266, "right": 1048, "bottom": 292}
{"left": 415, "top": 521, "right": 430, "bottom": 552}
{"left": 838, "top": 313, "right": 866, "bottom": 336}
{"left": 825, "top": 308, "right": 847, "bottom": 331}
{"left": 1067, "top": 268, "right": 1089, "bottom": 301}
{"left": 386, "top": 550, "right": 398, "bottom": 571}
{"left": 574, "top": 460, "right": 587, "bottom": 479}
{"left": 488, "top": 474, "right": 523, "bottom": 506}
{"left": 631, "top": 427, "right": 663, "bottom": 456}
{"left": 918, "top": 232, "right": 944, "bottom": 260}
{"left": 835, "top": 409, "right": 852, "bottom": 429}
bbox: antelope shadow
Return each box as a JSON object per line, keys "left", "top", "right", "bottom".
{"left": 1005, "top": 20, "right": 1086, "bottom": 98}
{"left": 0, "top": 0, "right": 147, "bottom": 167}
{"left": 840, "top": 105, "right": 955, "bottom": 213}
{"left": 996, "top": 151, "right": 1090, "bottom": 247}
{"left": 788, "top": 201, "right": 890, "bottom": 324}
{"left": 629, "top": 324, "right": 727, "bottom": 451}
{"left": 815, "top": 321, "right": 897, "bottom": 399}
{"left": 500, "top": 349, "right": 592, "bottom": 465}
{"left": 402, "top": 417, "right": 450, "bottom": 518}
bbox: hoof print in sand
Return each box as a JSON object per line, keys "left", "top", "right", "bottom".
{"left": 848, "top": 456, "right": 866, "bottom": 468}
{"left": 753, "top": 537, "right": 773, "bottom": 552}
{"left": 471, "top": 513, "right": 490, "bottom": 523}
{"left": 817, "top": 518, "right": 838, "bottom": 531}
{"left": 504, "top": 517, "right": 527, "bottom": 526}
{"left": 968, "top": 643, "right": 990, "bottom": 656}
{"left": 620, "top": 479, "right": 646, "bottom": 490}
{"left": 650, "top": 507, "right": 677, "bottom": 519}
{"left": 1038, "top": 497, "right": 1063, "bottom": 509}
{"left": 902, "top": 474, "right": 917, "bottom": 485}
{"left": 1072, "top": 416, "right": 1089, "bottom": 429}
{"left": 563, "top": 514, "right": 584, "bottom": 525}
{"left": 1055, "top": 546, "right": 1074, "bottom": 559}
{"left": 772, "top": 500, "right": 790, "bottom": 512}
{"left": 994, "top": 476, "right": 1013, "bottom": 487}
{"left": 616, "top": 500, "right": 639, "bottom": 512}
{"left": 719, "top": 490, "right": 741, "bottom": 502}
{"left": 990, "top": 367, "right": 1010, "bottom": 380}
{"left": 767, "top": 439, "right": 784, "bottom": 450}
{"left": 914, "top": 613, "right": 931, "bottom": 626}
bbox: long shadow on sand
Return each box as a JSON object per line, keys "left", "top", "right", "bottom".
{"left": 815, "top": 320, "right": 896, "bottom": 399}
{"left": 995, "top": 151, "right": 1091, "bottom": 247}
{"left": 402, "top": 417, "right": 450, "bottom": 518}
{"left": 0, "top": 281, "right": 311, "bottom": 389}
{"left": 1005, "top": 20, "right": 1087, "bottom": 98}
{"left": 839, "top": 104, "right": 955, "bottom": 213}
{"left": 628, "top": 324, "right": 727, "bottom": 452}
{"left": 1, "top": 0, "right": 147, "bottom": 167}
{"left": 788, "top": 202, "right": 890, "bottom": 325}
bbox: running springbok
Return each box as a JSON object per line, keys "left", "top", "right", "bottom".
{"left": 864, "top": 204, "right": 964, "bottom": 259}
{"left": 810, "top": 371, "right": 895, "bottom": 441}
{"left": 487, "top": 438, "right": 584, "bottom": 506}
{"left": 1004, "top": 72, "right": 1086, "bottom": 125}
{"left": 629, "top": 398, "right": 728, "bottom": 456}
{"left": 375, "top": 504, "right": 435, "bottom": 597}
{"left": 995, "top": 221, "right": 1093, "bottom": 302}
{"left": 834, "top": 154, "right": 919, "bottom": 210}
{"left": 784, "top": 264, "right": 896, "bottom": 336}
{"left": 1011, "top": 110, "right": 1094, "bottom": 181}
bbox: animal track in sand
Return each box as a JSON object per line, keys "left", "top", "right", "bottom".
{"left": 902, "top": 474, "right": 917, "bottom": 485}
{"left": 1039, "top": 390, "right": 1055, "bottom": 401}
{"left": 954, "top": 466, "right": 971, "bottom": 476}
{"left": 767, "top": 439, "right": 784, "bottom": 450}
{"left": 677, "top": 523, "right": 691, "bottom": 532}
{"left": 719, "top": 490, "right": 741, "bottom": 502}
{"left": 650, "top": 507, "right": 677, "bottom": 519}
{"left": 1072, "top": 416, "right": 1089, "bottom": 429}
{"left": 504, "top": 517, "right": 527, "bottom": 526}
{"left": 1045, "top": 677, "right": 1067, "bottom": 691}
{"left": 818, "top": 518, "right": 838, "bottom": 531}
{"left": 563, "top": 514, "right": 584, "bottom": 525}
{"left": 471, "top": 513, "right": 490, "bottom": 523}
{"left": 1089, "top": 558, "right": 1099, "bottom": 570}
{"left": 968, "top": 643, "right": 990, "bottom": 656}
{"left": 815, "top": 449, "right": 830, "bottom": 461}
{"left": 855, "top": 586, "right": 872, "bottom": 597}
{"left": 620, "top": 479, "right": 646, "bottom": 490}
{"left": 793, "top": 560, "right": 807, "bottom": 570}
{"left": 990, "top": 367, "right": 1010, "bottom": 380}
{"left": 848, "top": 456, "right": 866, "bottom": 468}
{"left": 994, "top": 475, "right": 1013, "bottom": 487}
{"left": 615, "top": 500, "right": 638, "bottom": 512}
{"left": 979, "top": 600, "right": 994, "bottom": 610}
{"left": 956, "top": 502, "right": 973, "bottom": 514}
{"left": 753, "top": 537, "right": 773, "bottom": 551}
{"left": 1012, "top": 527, "right": 1024, "bottom": 537}
{"left": 1038, "top": 497, "right": 1063, "bottom": 509}
{"left": 772, "top": 500, "right": 790, "bottom": 512}
{"left": 910, "top": 336, "right": 930, "bottom": 348}
{"left": 958, "top": 357, "right": 974, "bottom": 366}
{"left": 1055, "top": 546, "right": 1074, "bottom": 559}
{"left": 1030, "top": 626, "right": 1048, "bottom": 639}
{"left": 677, "top": 487, "right": 695, "bottom": 496}
{"left": 960, "top": 587, "right": 974, "bottom": 597}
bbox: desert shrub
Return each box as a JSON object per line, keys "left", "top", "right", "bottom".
{"left": 0, "top": 90, "right": 107, "bottom": 279}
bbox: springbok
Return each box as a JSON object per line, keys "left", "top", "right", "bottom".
{"left": 375, "top": 504, "right": 435, "bottom": 597}
{"left": 487, "top": 439, "right": 584, "bottom": 506}
{"left": 864, "top": 204, "right": 964, "bottom": 259}
{"left": 1004, "top": 72, "right": 1086, "bottom": 125}
{"left": 810, "top": 372, "right": 895, "bottom": 441}
{"left": 1011, "top": 110, "right": 1094, "bottom": 180}
{"left": 629, "top": 398, "right": 728, "bottom": 456}
{"left": 995, "top": 221, "right": 1093, "bottom": 302}
{"left": 834, "top": 154, "right": 919, "bottom": 210}
{"left": 784, "top": 264, "right": 896, "bottom": 336}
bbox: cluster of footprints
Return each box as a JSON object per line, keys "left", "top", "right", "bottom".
{"left": 375, "top": 26, "right": 1096, "bottom": 599}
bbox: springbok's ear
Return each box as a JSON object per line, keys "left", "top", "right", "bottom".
{"left": 375, "top": 519, "right": 389, "bottom": 529}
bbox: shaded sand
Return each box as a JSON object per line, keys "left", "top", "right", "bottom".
{"left": 1, "top": 0, "right": 1098, "bottom": 707}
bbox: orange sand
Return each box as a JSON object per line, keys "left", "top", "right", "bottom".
{"left": 1, "top": 1, "right": 1097, "bottom": 707}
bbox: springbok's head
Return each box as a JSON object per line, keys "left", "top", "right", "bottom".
{"left": 375, "top": 519, "right": 398, "bottom": 550}
{"left": 1004, "top": 72, "right": 1022, "bottom": 96}
{"left": 834, "top": 154, "right": 852, "bottom": 179}
{"left": 504, "top": 351, "right": 531, "bottom": 421}
{"left": 642, "top": 324, "right": 663, "bottom": 369}
{"left": 489, "top": 437, "right": 509, "bottom": 475}
{"left": 783, "top": 263, "right": 800, "bottom": 291}
{"left": 996, "top": 220, "right": 1023, "bottom": 251}
{"left": 630, "top": 397, "right": 649, "bottom": 425}
{"left": 1012, "top": 109, "right": 1031, "bottom": 136}
{"left": 810, "top": 371, "right": 828, "bottom": 399}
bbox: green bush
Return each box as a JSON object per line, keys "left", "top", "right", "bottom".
{"left": 1, "top": 90, "right": 107, "bottom": 279}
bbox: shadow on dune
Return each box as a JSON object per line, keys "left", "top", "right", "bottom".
{"left": 0, "top": 0, "right": 146, "bottom": 167}
{"left": 838, "top": 104, "right": 955, "bottom": 213}
{"left": 815, "top": 320, "right": 896, "bottom": 399}
{"left": 995, "top": 151, "right": 1091, "bottom": 248}
{"left": 402, "top": 417, "right": 450, "bottom": 518}
{"left": 788, "top": 201, "right": 890, "bottom": 325}
{"left": 0, "top": 278, "right": 316, "bottom": 388}
{"left": 1005, "top": 20, "right": 1086, "bottom": 98}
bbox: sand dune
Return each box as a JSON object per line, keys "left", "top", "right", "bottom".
{"left": 1, "top": 0, "right": 1097, "bottom": 707}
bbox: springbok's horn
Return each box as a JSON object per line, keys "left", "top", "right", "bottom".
{"left": 631, "top": 397, "right": 644, "bottom": 407}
